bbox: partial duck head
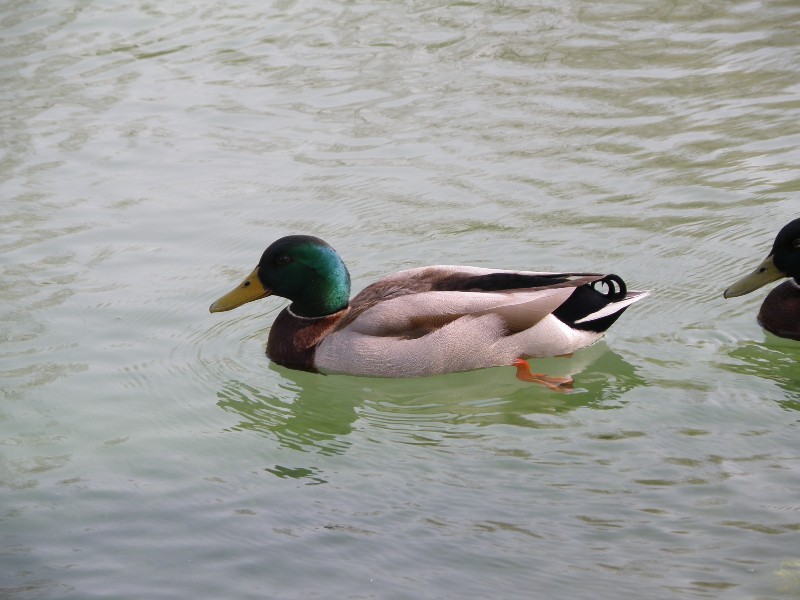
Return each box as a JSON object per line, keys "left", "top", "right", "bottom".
{"left": 724, "top": 217, "right": 800, "bottom": 298}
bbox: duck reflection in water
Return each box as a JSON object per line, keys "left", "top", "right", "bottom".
{"left": 216, "top": 341, "right": 647, "bottom": 462}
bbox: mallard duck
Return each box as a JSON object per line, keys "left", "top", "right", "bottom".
{"left": 210, "top": 235, "right": 649, "bottom": 389}
{"left": 724, "top": 218, "right": 800, "bottom": 341}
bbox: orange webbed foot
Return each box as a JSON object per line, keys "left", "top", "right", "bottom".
{"left": 512, "top": 359, "right": 573, "bottom": 391}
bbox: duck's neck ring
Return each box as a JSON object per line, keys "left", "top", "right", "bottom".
{"left": 286, "top": 304, "right": 349, "bottom": 320}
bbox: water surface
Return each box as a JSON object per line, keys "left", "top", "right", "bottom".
{"left": 2, "top": 1, "right": 800, "bottom": 598}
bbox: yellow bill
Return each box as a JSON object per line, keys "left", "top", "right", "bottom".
{"left": 209, "top": 267, "right": 271, "bottom": 312}
{"left": 723, "top": 255, "right": 783, "bottom": 298}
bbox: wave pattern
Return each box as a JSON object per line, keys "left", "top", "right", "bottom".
{"left": 2, "top": 0, "right": 800, "bottom": 598}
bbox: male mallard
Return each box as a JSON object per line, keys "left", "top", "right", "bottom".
{"left": 210, "top": 235, "right": 649, "bottom": 388}
{"left": 724, "top": 218, "right": 800, "bottom": 341}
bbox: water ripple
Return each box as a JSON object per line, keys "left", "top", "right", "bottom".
{"left": 3, "top": 0, "right": 800, "bottom": 598}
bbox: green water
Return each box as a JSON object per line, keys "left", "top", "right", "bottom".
{"left": 2, "top": 0, "right": 799, "bottom": 598}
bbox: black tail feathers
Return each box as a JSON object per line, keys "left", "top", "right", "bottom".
{"left": 553, "top": 274, "right": 631, "bottom": 332}
{"left": 590, "top": 274, "right": 627, "bottom": 301}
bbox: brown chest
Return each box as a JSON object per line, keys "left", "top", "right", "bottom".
{"left": 266, "top": 308, "right": 347, "bottom": 372}
{"left": 757, "top": 281, "right": 800, "bottom": 341}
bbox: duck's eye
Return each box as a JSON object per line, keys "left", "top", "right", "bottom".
{"left": 793, "top": 238, "right": 800, "bottom": 249}
{"left": 274, "top": 254, "right": 292, "bottom": 266}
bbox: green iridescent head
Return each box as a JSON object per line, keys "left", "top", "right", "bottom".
{"left": 210, "top": 235, "right": 351, "bottom": 317}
